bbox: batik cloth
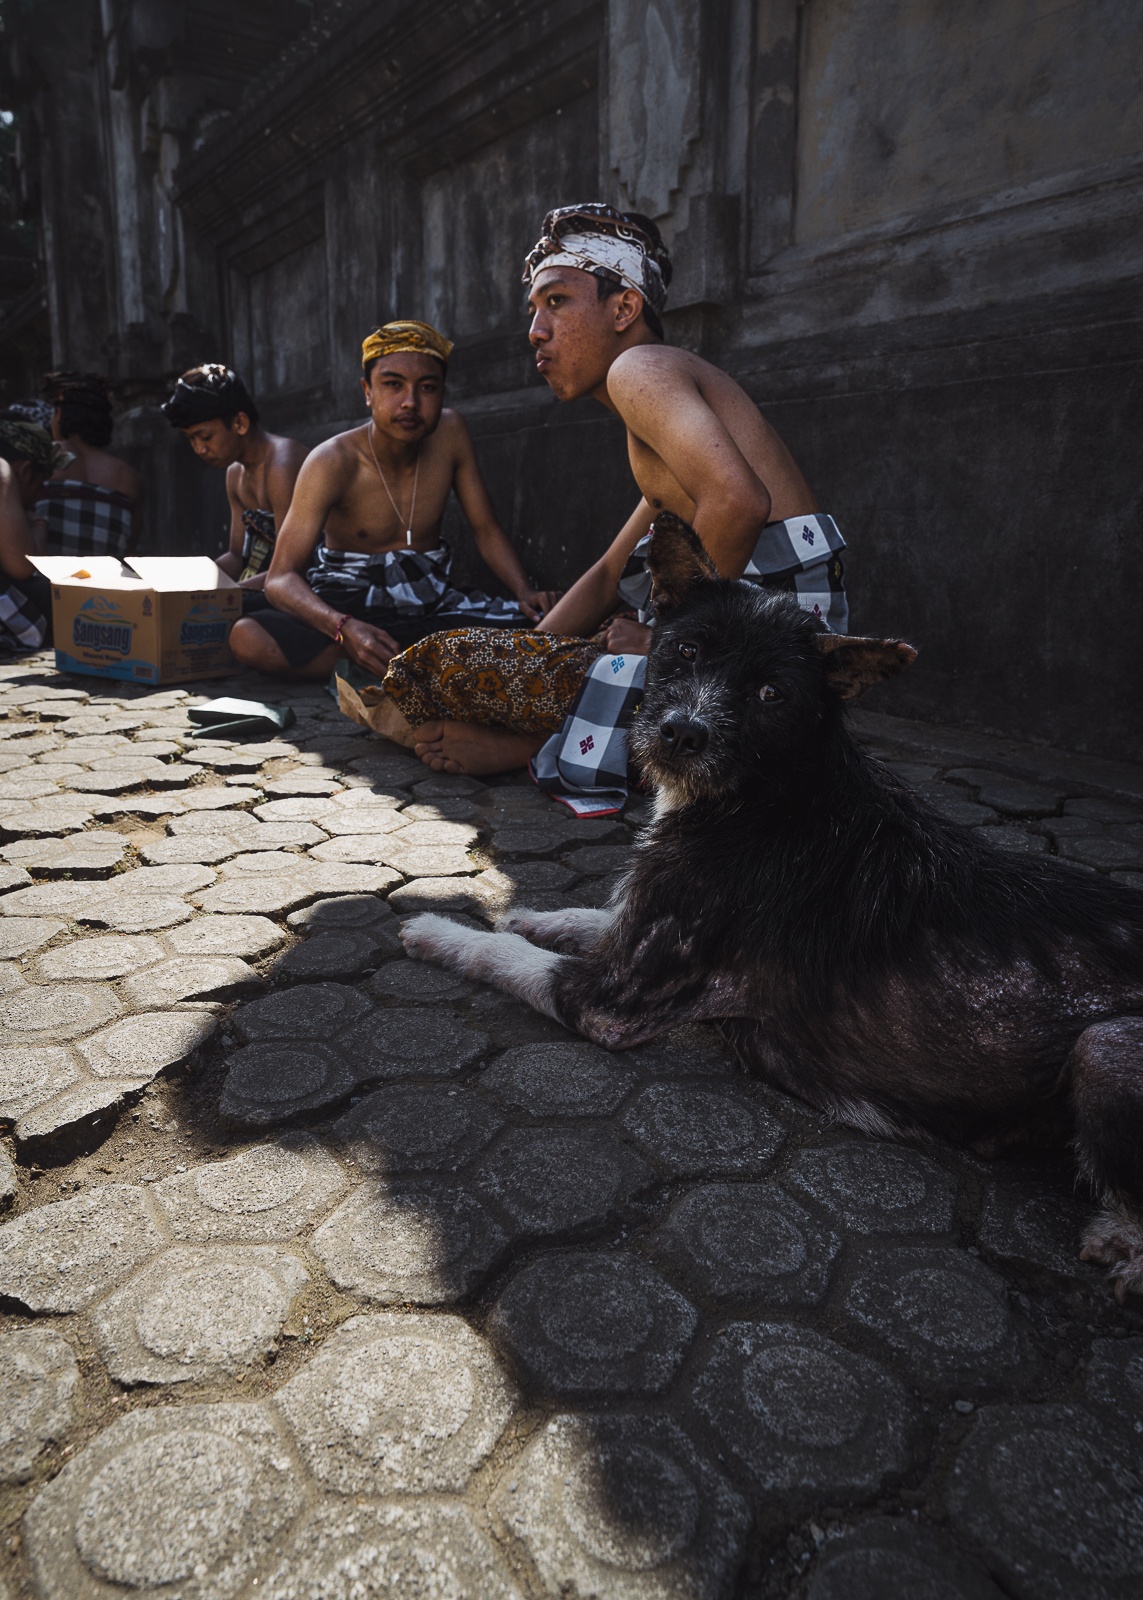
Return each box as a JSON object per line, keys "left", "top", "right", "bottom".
{"left": 239, "top": 507, "right": 276, "bottom": 580}
{"left": 0, "top": 579, "right": 48, "bottom": 655}
{"left": 534, "top": 513, "right": 849, "bottom": 815}
{"left": 523, "top": 202, "right": 670, "bottom": 313}
{"left": 307, "top": 543, "right": 526, "bottom": 627}
{"left": 361, "top": 321, "right": 453, "bottom": 369}
{"left": 382, "top": 627, "right": 601, "bottom": 734}
{"left": 34, "top": 479, "right": 134, "bottom": 560}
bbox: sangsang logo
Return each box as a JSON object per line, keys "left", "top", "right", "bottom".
{"left": 73, "top": 596, "right": 131, "bottom": 656}
{"left": 179, "top": 602, "right": 228, "bottom": 648}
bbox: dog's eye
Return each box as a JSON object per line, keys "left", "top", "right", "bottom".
{"left": 758, "top": 684, "right": 783, "bottom": 703}
{"left": 677, "top": 641, "right": 698, "bottom": 661}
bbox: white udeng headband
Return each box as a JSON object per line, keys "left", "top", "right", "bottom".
{"left": 530, "top": 231, "right": 648, "bottom": 299}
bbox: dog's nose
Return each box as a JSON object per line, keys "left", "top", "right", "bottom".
{"left": 658, "top": 715, "right": 709, "bottom": 757}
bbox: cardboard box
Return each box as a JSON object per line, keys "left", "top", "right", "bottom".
{"left": 29, "top": 555, "right": 242, "bottom": 685}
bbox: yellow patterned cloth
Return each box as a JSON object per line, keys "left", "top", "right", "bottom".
{"left": 382, "top": 627, "right": 602, "bottom": 733}
{"left": 361, "top": 320, "right": 454, "bottom": 370}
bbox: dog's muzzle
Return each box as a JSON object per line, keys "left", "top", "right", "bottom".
{"left": 656, "top": 713, "right": 709, "bottom": 759}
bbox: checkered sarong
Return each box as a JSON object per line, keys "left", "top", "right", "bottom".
{"left": 308, "top": 542, "right": 525, "bottom": 625}
{"left": 34, "top": 480, "right": 134, "bottom": 560}
{"left": 533, "top": 513, "right": 848, "bottom": 815}
{"left": 0, "top": 581, "right": 47, "bottom": 655}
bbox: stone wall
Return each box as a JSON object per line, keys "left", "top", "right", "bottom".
{"left": 6, "top": 0, "right": 1142, "bottom": 758}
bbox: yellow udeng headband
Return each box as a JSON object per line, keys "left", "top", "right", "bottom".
{"left": 361, "top": 321, "right": 454, "bottom": 369}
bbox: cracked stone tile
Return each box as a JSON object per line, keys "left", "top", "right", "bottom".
{"left": 332, "top": 1083, "right": 504, "bottom": 1175}
{"left": 786, "top": 1139, "right": 959, "bottom": 1234}
{"left": 334, "top": 1007, "right": 490, "bottom": 1082}
{"left": 219, "top": 1042, "right": 360, "bottom": 1125}
{"left": 81, "top": 892, "right": 195, "bottom": 932}
{"left": 165, "top": 914, "right": 286, "bottom": 959}
{"left": 152, "top": 1134, "right": 348, "bottom": 1242}
{"left": 22, "top": 1402, "right": 304, "bottom": 1600}
{"left": 233, "top": 982, "right": 373, "bottom": 1042}
{"left": 0, "top": 917, "right": 66, "bottom": 958}
{"left": 0, "top": 802, "right": 95, "bottom": 837}
{"left": 945, "top": 771, "right": 1065, "bottom": 816}
{"left": 490, "top": 1249, "right": 697, "bottom": 1398}
{"left": 12, "top": 1080, "right": 155, "bottom": 1150}
{"left": 0, "top": 1046, "right": 80, "bottom": 1121}
{"left": 0, "top": 863, "right": 33, "bottom": 893}
{"left": 945, "top": 1403, "right": 1143, "bottom": 1600}
{"left": 365, "top": 958, "right": 471, "bottom": 1002}
{"left": 0, "top": 1184, "right": 164, "bottom": 1311}
{"left": 692, "top": 1322, "right": 919, "bottom": 1496}
{"left": 477, "top": 1041, "right": 637, "bottom": 1117}
{"left": 649, "top": 1182, "right": 842, "bottom": 1306}
{"left": 92, "top": 1244, "right": 309, "bottom": 1383}
{"left": 807, "top": 1521, "right": 1006, "bottom": 1600}
{"left": 619, "top": 1082, "right": 786, "bottom": 1178}
{"left": 275, "top": 1311, "right": 516, "bottom": 1493}
{"left": 977, "top": 1175, "right": 1090, "bottom": 1276}
{"left": 0, "top": 982, "right": 121, "bottom": 1041}
{"left": 121, "top": 955, "right": 261, "bottom": 1009}
{"left": 492, "top": 1412, "right": 749, "bottom": 1600}
{"left": 1, "top": 833, "right": 129, "bottom": 877}
{"left": 275, "top": 929, "right": 386, "bottom": 981}
{"left": 473, "top": 1126, "right": 654, "bottom": 1237}
{"left": 77, "top": 1010, "right": 217, "bottom": 1080}
{"left": 286, "top": 893, "right": 396, "bottom": 932}
{"left": 839, "top": 1244, "right": 1031, "bottom": 1393}
{"left": 35, "top": 933, "right": 165, "bottom": 982}
{"left": 259, "top": 1501, "right": 524, "bottom": 1600}
{"left": 312, "top": 1179, "right": 508, "bottom": 1303}
{"left": 0, "top": 1327, "right": 79, "bottom": 1484}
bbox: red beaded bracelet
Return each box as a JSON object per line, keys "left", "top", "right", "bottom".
{"left": 333, "top": 613, "right": 351, "bottom": 647}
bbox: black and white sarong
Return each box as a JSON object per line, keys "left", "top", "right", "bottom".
{"left": 34, "top": 480, "right": 134, "bottom": 561}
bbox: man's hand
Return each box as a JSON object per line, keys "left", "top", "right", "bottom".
{"left": 517, "top": 588, "right": 564, "bottom": 623}
{"left": 340, "top": 617, "right": 402, "bottom": 674}
{"left": 603, "top": 616, "right": 652, "bottom": 654}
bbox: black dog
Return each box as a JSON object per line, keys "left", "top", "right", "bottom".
{"left": 402, "top": 515, "right": 1143, "bottom": 1297}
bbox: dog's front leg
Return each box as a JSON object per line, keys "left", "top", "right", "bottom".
{"left": 400, "top": 913, "right": 566, "bottom": 1023}
{"left": 499, "top": 904, "right": 616, "bottom": 954}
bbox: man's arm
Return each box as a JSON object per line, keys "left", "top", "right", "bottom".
{"left": 215, "top": 465, "right": 246, "bottom": 581}
{"left": 537, "top": 499, "right": 654, "bottom": 637}
{"left": 263, "top": 443, "right": 399, "bottom": 674}
{"left": 449, "top": 418, "right": 559, "bottom": 621}
{"left": 244, "top": 439, "right": 309, "bottom": 593}
{"left": 606, "top": 350, "right": 770, "bottom": 577}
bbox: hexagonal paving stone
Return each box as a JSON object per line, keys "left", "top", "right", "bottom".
{"left": 287, "top": 893, "right": 396, "bottom": 932}
{"left": 619, "top": 1082, "right": 786, "bottom": 1178}
{"left": 260, "top": 1501, "right": 523, "bottom": 1600}
{"left": 259, "top": 773, "right": 343, "bottom": 798}
{"left": 478, "top": 1040, "right": 637, "bottom": 1117}
{"left": 945, "top": 772, "right": 1064, "bottom": 817}
{"left": 840, "top": 1244, "right": 1030, "bottom": 1393}
{"left": 492, "top": 1412, "right": 749, "bottom": 1600}
{"left": 152, "top": 1134, "right": 348, "bottom": 1242}
{"left": 92, "top": 1244, "right": 309, "bottom": 1383}
{"left": 2, "top": 832, "right": 129, "bottom": 877}
{"left": 233, "top": 981, "right": 373, "bottom": 1042}
{"left": 388, "top": 870, "right": 504, "bottom": 917}
{"left": 2, "top": 802, "right": 97, "bottom": 837}
{"left": 0, "top": 882, "right": 94, "bottom": 918}
{"left": 490, "top": 1249, "right": 696, "bottom": 1397}
{"left": 382, "top": 842, "right": 479, "bottom": 878}
{"left": 0, "top": 1046, "right": 79, "bottom": 1121}
{"left": 191, "top": 874, "right": 316, "bottom": 916}
{"left": 77, "top": 1010, "right": 217, "bottom": 1080}
{"left": 1084, "top": 1336, "right": 1143, "bottom": 1417}
{"left": 22, "top": 1401, "right": 304, "bottom": 1600}
{"left": 275, "top": 929, "right": 386, "bottom": 981}
{"left": 0, "top": 1327, "right": 79, "bottom": 1484}
{"left": 0, "top": 1184, "right": 164, "bottom": 1312}
{"left": 945, "top": 1403, "right": 1143, "bottom": 1600}
{"left": 0, "top": 982, "right": 121, "bottom": 1041}
{"left": 473, "top": 1126, "right": 654, "bottom": 1237}
{"left": 35, "top": 933, "right": 164, "bottom": 982}
{"left": 82, "top": 893, "right": 195, "bottom": 932}
{"left": 365, "top": 958, "right": 471, "bottom": 1002}
{"left": 275, "top": 1311, "right": 516, "bottom": 1493}
{"left": 692, "top": 1321, "right": 918, "bottom": 1495}
{"left": 121, "top": 955, "right": 261, "bottom": 1009}
{"left": 312, "top": 1180, "right": 508, "bottom": 1303}
{"left": 175, "top": 784, "right": 262, "bottom": 809}
{"left": 219, "top": 1042, "right": 360, "bottom": 1125}
{"left": 807, "top": 1521, "right": 1006, "bottom": 1600}
{"left": 1059, "top": 834, "right": 1143, "bottom": 872}
{"left": 105, "top": 863, "right": 216, "bottom": 895}
{"left": 165, "top": 914, "right": 286, "bottom": 959}
{"left": 977, "top": 1174, "right": 1090, "bottom": 1276}
{"left": 332, "top": 1083, "right": 504, "bottom": 1174}
{"left": 0, "top": 918, "right": 67, "bottom": 959}
{"left": 785, "top": 1138, "right": 959, "bottom": 1233}
{"left": 306, "top": 832, "right": 410, "bottom": 864}
{"left": 335, "top": 1007, "right": 490, "bottom": 1082}
{"left": 649, "top": 1182, "right": 842, "bottom": 1306}
{"left": 560, "top": 843, "right": 634, "bottom": 877}
{"left": 139, "top": 832, "right": 249, "bottom": 866}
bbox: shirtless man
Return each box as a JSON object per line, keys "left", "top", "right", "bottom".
{"left": 399, "top": 202, "right": 845, "bottom": 776}
{"left": 162, "top": 364, "right": 307, "bottom": 597}
{"left": 231, "top": 320, "right": 559, "bottom": 681}
{"left": 39, "top": 371, "right": 143, "bottom": 559}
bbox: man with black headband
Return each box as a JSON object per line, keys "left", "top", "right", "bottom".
{"left": 162, "top": 364, "right": 308, "bottom": 597}
{"left": 380, "top": 202, "right": 846, "bottom": 800}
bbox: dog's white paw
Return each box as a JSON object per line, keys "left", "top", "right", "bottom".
{"left": 499, "top": 905, "right": 610, "bottom": 953}
{"left": 400, "top": 912, "right": 471, "bottom": 970}
{"left": 1080, "top": 1209, "right": 1143, "bottom": 1303}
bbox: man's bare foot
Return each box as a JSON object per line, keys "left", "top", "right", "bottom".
{"left": 412, "top": 720, "right": 544, "bottom": 776}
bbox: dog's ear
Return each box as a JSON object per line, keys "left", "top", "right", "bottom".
{"left": 648, "top": 513, "right": 719, "bottom": 617}
{"left": 814, "top": 633, "right": 918, "bottom": 700}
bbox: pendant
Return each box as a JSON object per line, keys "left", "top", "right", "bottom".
{"left": 406, "top": 528, "right": 413, "bottom": 545}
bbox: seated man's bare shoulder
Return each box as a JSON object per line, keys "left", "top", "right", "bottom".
{"left": 606, "top": 344, "right": 700, "bottom": 408}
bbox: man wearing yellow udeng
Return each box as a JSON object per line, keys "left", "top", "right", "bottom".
{"left": 230, "top": 320, "right": 560, "bottom": 681}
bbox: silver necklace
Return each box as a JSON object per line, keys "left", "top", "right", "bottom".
{"left": 367, "top": 424, "right": 420, "bottom": 545}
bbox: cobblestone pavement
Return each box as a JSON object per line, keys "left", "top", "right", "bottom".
{"left": 1, "top": 653, "right": 1142, "bottom": 1599}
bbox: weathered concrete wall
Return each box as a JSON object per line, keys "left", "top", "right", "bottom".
{"left": 12, "top": 0, "right": 1143, "bottom": 759}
